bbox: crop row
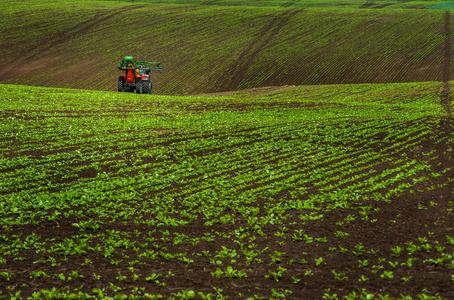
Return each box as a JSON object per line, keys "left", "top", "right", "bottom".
{"left": 1, "top": 115, "right": 442, "bottom": 226}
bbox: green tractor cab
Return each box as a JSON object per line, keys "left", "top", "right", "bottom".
{"left": 117, "top": 56, "right": 163, "bottom": 94}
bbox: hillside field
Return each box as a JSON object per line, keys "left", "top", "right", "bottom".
{"left": 1, "top": 81, "right": 454, "bottom": 298}
{"left": 1, "top": 0, "right": 454, "bottom": 94}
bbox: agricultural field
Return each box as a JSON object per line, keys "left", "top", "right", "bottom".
{"left": 1, "top": 0, "right": 454, "bottom": 95}
{"left": 3, "top": 0, "right": 454, "bottom": 298}
{"left": 84, "top": 0, "right": 449, "bottom": 9}
{"left": 1, "top": 81, "right": 454, "bottom": 299}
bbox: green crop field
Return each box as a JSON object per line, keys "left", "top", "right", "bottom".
{"left": 1, "top": 81, "right": 454, "bottom": 299}
{"left": 2, "top": 0, "right": 454, "bottom": 298}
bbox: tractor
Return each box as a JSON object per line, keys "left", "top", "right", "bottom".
{"left": 117, "top": 56, "right": 162, "bottom": 94}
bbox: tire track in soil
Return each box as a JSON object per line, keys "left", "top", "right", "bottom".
{"left": 441, "top": 10, "right": 453, "bottom": 116}
{"left": 280, "top": 2, "right": 295, "bottom": 7}
{"left": 359, "top": 0, "right": 375, "bottom": 9}
{"left": 217, "top": 8, "right": 303, "bottom": 92}
{"left": 26, "top": 5, "right": 146, "bottom": 59}
{"left": 0, "top": 5, "right": 146, "bottom": 82}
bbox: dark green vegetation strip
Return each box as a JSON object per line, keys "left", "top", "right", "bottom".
{"left": 1, "top": 82, "right": 454, "bottom": 298}
{"left": 427, "top": 1, "right": 454, "bottom": 9}
{"left": 1, "top": 0, "right": 453, "bottom": 94}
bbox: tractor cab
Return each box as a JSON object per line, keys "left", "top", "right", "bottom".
{"left": 138, "top": 69, "right": 148, "bottom": 76}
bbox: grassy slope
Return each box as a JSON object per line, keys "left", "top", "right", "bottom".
{"left": 0, "top": 0, "right": 451, "bottom": 95}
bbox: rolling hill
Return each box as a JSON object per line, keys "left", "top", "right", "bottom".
{"left": 0, "top": 0, "right": 452, "bottom": 94}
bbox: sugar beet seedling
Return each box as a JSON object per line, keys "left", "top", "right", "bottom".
{"left": 117, "top": 55, "right": 162, "bottom": 94}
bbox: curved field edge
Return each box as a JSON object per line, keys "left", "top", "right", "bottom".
{"left": 1, "top": 0, "right": 454, "bottom": 95}
{"left": 1, "top": 81, "right": 454, "bottom": 298}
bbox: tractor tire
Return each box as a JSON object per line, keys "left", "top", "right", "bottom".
{"left": 118, "top": 76, "right": 125, "bottom": 92}
{"left": 142, "top": 80, "right": 153, "bottom": 94}
{"left": 136, "top": 78, "right": 143, "bottom": 94}
{"left": 142, "top": 80, "right": 150, "bottom": 94}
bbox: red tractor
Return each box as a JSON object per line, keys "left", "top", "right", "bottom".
{"left": 117, "top": 56, "right": 162, "bottom": 94}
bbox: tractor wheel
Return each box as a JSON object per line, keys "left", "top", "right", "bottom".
{"left": 118, "top": 76, "right": 124, "bottom": 92}
{"left": 135, "top": 78, "right": 143, "bottom": 94}
{"left": 143, "top": 80, "right": 153, "bottom": 94}
{"left": 142, "top": 80, "right": 149, "bottom": 94}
